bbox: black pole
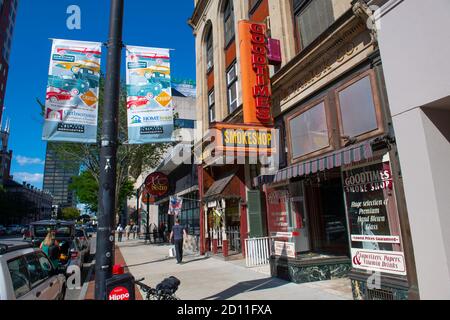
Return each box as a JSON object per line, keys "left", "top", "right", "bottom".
{"left": 146, "top": 194, "right": 150, "bottom": 242}
{"left": 94, "top": 0, "right": 124, "bottom": 300}
{"left": 136, "top": 188, "right": 140, "bottom": 235}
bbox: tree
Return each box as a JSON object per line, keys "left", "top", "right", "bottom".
{"left": 60, "top": 207, "right": 81, "bottom": 221}
{"left": 69, "top": 170, "right": 135, "bottom": 214}
{"left": 38, "top": 76, "right": 171, "bottom": 216}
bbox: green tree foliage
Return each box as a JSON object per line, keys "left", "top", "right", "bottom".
{"left": 60, "top": 207, "right": 81, "bottom": 221}
{"left": 69, "top": 170, "right": 135, "bottom": 214}
{"left": 37, "top": 76, "right": 171, "bottom": 215}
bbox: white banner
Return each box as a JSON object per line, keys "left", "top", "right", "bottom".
{"left": 351, "top": 248, "right": 407, "bottom": 276}
{"left": 126, "top": 46, "right": 174, "bottom": 144}
{"left": 42, "top": 39, "right": 101, "bottom": 143}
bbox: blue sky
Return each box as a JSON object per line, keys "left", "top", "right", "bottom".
{"left": 2, "top": 0, "right": 196, "bottom": 189}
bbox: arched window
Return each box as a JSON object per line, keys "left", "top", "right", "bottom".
{"left": 223, "top": 0, "right": 235, "bottom": 47}
{"left": 205, "top": 27, "right": 214, "bottom": 72}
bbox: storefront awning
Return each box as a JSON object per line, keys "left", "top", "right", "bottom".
{"left": 253, "top": 140, "right": 374, "bottom": 187}
{"left": 203, "top": 171, "right": 237, "bottom": 201}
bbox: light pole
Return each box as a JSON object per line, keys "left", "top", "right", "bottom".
{"left": 94, "top": 0, "right": 124, "bottom": 300}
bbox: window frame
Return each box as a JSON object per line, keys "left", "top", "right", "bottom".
{"left": 334, "top": 69, "right": 384, "bottom": 145}
{"left": 285, "top": 97, "right": 334, "bottom": 164}
{"left": 205, "top": 27, "right": 214, "bottom": 74}
{"left": 7, "top": 256, "right": 32, "bottom": 299}
{"left": 208, "top": 89, "right": 215, "bottom": 124}
{"left": 223, "top": 0, "right": 235, "bottom": 48}
{"left": 226, "top": 62, "right": 239, "bottom": 114}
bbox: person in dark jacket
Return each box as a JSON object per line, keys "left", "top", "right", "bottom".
{"left": 169, "top": 219, "right": 187, "bottom": 264}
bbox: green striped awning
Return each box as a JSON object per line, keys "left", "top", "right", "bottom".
{"left": 253, "top": 140, "right": 374, "bottom": 187}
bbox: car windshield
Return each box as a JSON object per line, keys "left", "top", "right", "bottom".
{"left": 33, "top": 225, "right": 72, "bottom": 238}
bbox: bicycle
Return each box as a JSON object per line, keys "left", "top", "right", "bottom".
{"left": 134, "top": 277, "right": 180, "bottom": 300}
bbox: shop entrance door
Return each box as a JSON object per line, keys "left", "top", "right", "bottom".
{"left": 305, "top": 172, "right": 350, "bottom": 256}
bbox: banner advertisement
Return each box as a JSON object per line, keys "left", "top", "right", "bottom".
{"left": 169, "top": 196, "right": 183, "bottom": 216}
{"left": 126, "top": 46, "right": 174, "bottom": 144}
{"left": 42, "top": 39, "right": 102, "bottom": 143}
{"left": 343, "top": 158, "right": 407, "bottom": 276}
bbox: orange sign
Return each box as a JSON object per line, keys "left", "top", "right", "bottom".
{"left": 239, "top": 20, "right": 273, "bottom": 126}
{"left": 141, "top": 189, "right": 156, "bottom": 205}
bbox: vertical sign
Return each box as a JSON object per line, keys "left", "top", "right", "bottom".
{"left": 343, "top": 159, "right": 407, "bottom": 276}
{"left": 126, "top": 46, "right": 174, "bottom": 144}
{"left": 238, "top": 20, "right": 273, "bottom": 126}
{"left": 43, "top": 39, "right": 102, "bottom": 143}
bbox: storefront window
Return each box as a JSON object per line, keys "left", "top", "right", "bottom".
{"left": 337, "top": 75, "right": 379, "bottom": 138}
{"left": 288, "top": 101, "right": 329, "bottom": 159}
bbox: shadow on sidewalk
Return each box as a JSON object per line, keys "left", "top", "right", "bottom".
{"left": 126, "top": 257, "right": 174, "bottom": 268}
{"left": 201, "top": 277, "right": 288, "bottom": 300}
{"left": 181, "top": 256, "right": 210, "bottom": 265}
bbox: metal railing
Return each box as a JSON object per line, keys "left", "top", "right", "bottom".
{"left": 245, "top": 236, "right": 271, "bottom": 268}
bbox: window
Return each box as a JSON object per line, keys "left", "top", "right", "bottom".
{"left": 224, "top": 0, "right": 235, "bottom": 47}
{"left": 7, "top": 257, "right": 31, "bottom": 299}
{"left": 288, "top": 100, "right": 330, "bottom": 159}
{"left": 336, "top": 74, "right": 380, "bottom": 139}
{"left": 206, "top": 27, "right": 214, "bottom": 72}
{"left": 208, "top": 90, "right": 215, "bottom": 123}
{"left": 25, "top": 254, "right": 48, "bottom": 287}
{"left": 227, "top": 63, "right": 238, "bottom": 113}
{"left": 294, "top": 0, "right": 334, "bottom": 50}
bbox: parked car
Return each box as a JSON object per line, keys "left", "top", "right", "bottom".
{"left": 7, "top": 225, "right": 21, "bottom": 235}
{"left": 47, "top": 75, "right": 90, "bottom": 96}
{"left": 0, "top": 241, "right": 66, "bottom": 300}
{"left": 84, "top": 226, "right": 96, "bottom": 237}
{"left": 75, "top": 228, "right": 91, "bottom": 261}
{"left": 127, "top": 82, "right": 163, "bottom": 98}
{"left": 0, "top": 226, "right": 5, "bottom": 237}
{"left": 66, "top": 238, "right": 87, "bottom": 272}
{"left": 21, "top": 226, "right": 31, "bottom": 240}
{"left": 29, "top": 220, "right": 76, "bottom": 270}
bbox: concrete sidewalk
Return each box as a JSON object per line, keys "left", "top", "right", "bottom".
{"left": 117, "top": 239, "right": 353, "bottom": 300}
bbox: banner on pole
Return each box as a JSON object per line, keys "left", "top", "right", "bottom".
{"left": 126, "top": 46, "right": 174, "bottom": 144}
{"left": 168, "top": 196, "right": 183, "bottom": 216}
{"left": 42, "top": 39, "right": 102, "bottom": 143}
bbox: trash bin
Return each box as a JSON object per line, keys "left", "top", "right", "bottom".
{"left": 106, "top": 273, "right": 135, "bottom": 300}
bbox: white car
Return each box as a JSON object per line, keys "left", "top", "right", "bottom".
{"left": 0, "top": 241, "right": 66, "bottom": 300}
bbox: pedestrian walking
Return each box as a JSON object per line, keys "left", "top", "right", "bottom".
{"left": 125, "top": 224, "right": 131, "bottom": 240}
{"left": 116, "top": 224, "right": 124, "bottom": 242}
{"left": 169, "top": 219, "right": 187, "bottom": 264}
{"left": 131, "top": 224, "right": 138, "bottom": 239}
{"left": 159, "top": 222, "right": 166, "bottom": 242}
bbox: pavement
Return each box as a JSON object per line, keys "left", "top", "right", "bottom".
{"left": 116, "top": 239, "right": 353, "bottom": 300}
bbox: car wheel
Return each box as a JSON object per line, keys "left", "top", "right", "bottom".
{"left": 50, "top": 96, "right": 58, "bottom": 103}
{"left": 71, "top": 89, "right": 79, "bottom": 96}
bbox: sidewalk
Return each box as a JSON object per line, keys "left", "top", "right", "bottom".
{"left": 117, "top": 239, "right": 353, "bottom": 300}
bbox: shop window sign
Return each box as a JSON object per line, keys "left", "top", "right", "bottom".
{"left": 343, "top": 157, "right": 407, "bottom": 276}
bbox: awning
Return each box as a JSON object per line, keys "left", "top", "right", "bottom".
{"left": 253, "top": 140, "right": 374, "bottom": 187}
{"left": 203, "top": 171, "right": 237, "bottom": 201}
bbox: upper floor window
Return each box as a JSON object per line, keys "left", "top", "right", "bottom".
{"left": 293, "top": 0, "right": 335, "bottom": 50}
{"left": 224, "top": 0, "right": 235, "bottom": 47}
{"left": 227, "top": 63, "right": 238, "bottom": 113}
{"left": 208, "top": 90, "right": 215, "bottom": 123}
{"left": 206, "top": 27, "right": 214, "bottom": 73}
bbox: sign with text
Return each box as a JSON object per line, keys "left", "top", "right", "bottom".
{"left": 144, "top": 172, "right": 169, "bottom": 197}
{"left": 238, "top": 20, "right": 273, "bottom": 126}
{"left": 274, "top": 241, "right": 296, "bottom": 258}
{"left": 126, "top": 46, "right": 174, "bottom": 144}
{"left": 43, "top": 39, "right": 101, "bottom": 143}
{"left": 344, "top": 160, "right": 406, "bottom": 276}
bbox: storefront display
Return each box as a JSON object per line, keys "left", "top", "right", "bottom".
{"left": 343, "top": 156, "right": 407, "bottom": 276}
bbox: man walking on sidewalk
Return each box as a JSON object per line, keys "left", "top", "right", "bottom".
{"left": 170, "top": 219, "right": 187, "bottom": 264}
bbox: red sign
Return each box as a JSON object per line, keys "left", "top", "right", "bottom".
{"left": 145, "top": 172, "right": 169, "bottom": 197}
{"left": 239, "top": 20, "right": 273, "bottom": 126}
{"left": 108, "top": 286, "right": 130, "bottom": 300}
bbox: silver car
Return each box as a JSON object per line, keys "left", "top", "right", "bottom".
{"left": 0, "top": 241, "right": 66, "bottom": 300}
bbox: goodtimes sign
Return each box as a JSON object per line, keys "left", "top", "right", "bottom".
{"left": 239, "top": 20, "right": 273, "bottom": 126}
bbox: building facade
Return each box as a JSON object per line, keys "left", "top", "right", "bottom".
{"left": 0, "top": 0, "right": 19, "bottom": 122}
{"left": 190, "top": 0, "right": 420, "bottom": 300}
{"left": 42, "top": 143, "right": 80, "bottom": 209}
{"left": 0, "top": 119, "right": 11, "bottom": 186}
{"left": 376, "top": 0, "right": 450, "bottom": 300}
